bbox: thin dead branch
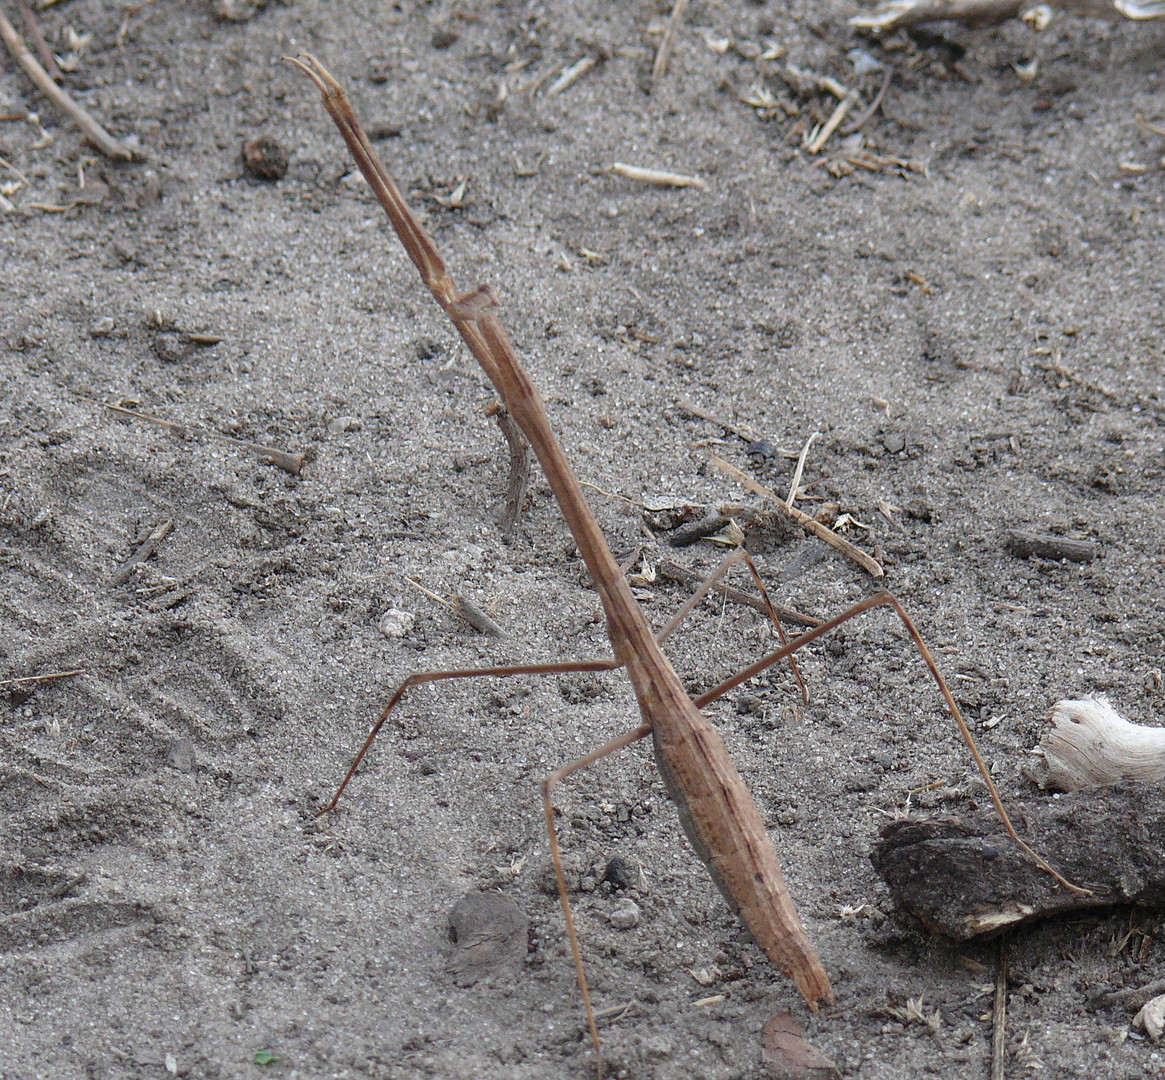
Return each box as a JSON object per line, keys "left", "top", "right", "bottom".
{"left": 106, "top": 403, "right": 305, "bottom": 475}
{"left": 0, "top": 12, "right": 137, "bottom": 159}
{"left": 991, "top": 942, "right": 1008, "bottom": 1080}
{"left": 652, "top": 0, "right": 689, "bottom": 86}
{"left": 111, "top": 519, "right": 173, "bottom": 586}
{"left": 611, "top": 162, "right": 708, "bottom": 191}
{"left": 0, "top": 669, "right": 86, "bottom": 688}
{"left": 656, "top": 558, "right": 821, "bottom": 628}
{"left": 710, "top": 453, "right": 884, "bottom": 578}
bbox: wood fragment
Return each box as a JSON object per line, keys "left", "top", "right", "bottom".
{"left": 611, "top": 162, "right": 708, "bottom": 191}
{"left": 47, "top": 870, "right": 87, "bottom": 899}
{"left": 1134, "top": 994, "right": 1165, "bottom": 1040}
{"left": 851, "top": 0, "right": 1164, "bottom": 27}
{"left": 1005, "top": 529, "right": 1097, "bottom": 564}
{"left": 485, "top": 400, "right": 532, "bottom": 537}
{"left": 657, "top": 558, "right": 821, "bottom": 628}
{"left": 667, "top": 510, "right": 730, "bottom": 548}
{"left": 547, "top": 55, "right": 598, "bottom": 96}
{"left": 710, "top": 454, "right": 884, "bottom": 579}
{"left": 0, "top": 12, "right": 137, "bottom": 160}
{"left": 106, "top": 403, "right": 306, "bottom": 475}
{"left": 111, "top": 518, "right": 173, "bottom": 585}
{"left": 849, "top": 0, "right": 1023, "bottom": 28}
{"left": 872, "top": 779, "right": 1165, "bottom": 941}
{"left": 18, "top": 0, "right": 61, "bottom": 83}
{"left": 676, "top": 397, "right": 768, "bottom": 444}
{"left": 991, "top": 941, "right": 1007, "bottom": 1080}
{"left": 806, "top": 90, "right": 857, "bottom": 155}
{"left": 652, "top": 0, "right": 689, "bottom": 86}
{"left": 841, "top": 70, "right": 892, "bottom": 137}
{"left": 1098, "top": 976, "right": 1165, "bottom": 1007}
{"left": 0, "top": 668, "right": 86, "bottom": 688}
{"left": 785, "top": 433, "right": 820, "bottom": 509}
{"left": 1027, "top": 696, "right": 1165, "bottom": 791}
{"left": 451, "top": 595, "right": 506, "bottom": 638}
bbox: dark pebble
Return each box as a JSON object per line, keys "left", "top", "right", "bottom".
{"left": 242, "top": 136, "right": 289, "bottom": 181}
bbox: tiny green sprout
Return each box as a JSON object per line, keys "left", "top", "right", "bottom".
{"left": 253, "top": 1049, "right": 278, "bottom": 1066}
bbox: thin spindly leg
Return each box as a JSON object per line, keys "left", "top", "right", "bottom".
{"left": 736, "top": 547, "right": 809, "bottom": 705}
{"left": 323, "top": 546, "right": 798, "bottom": 816}
{"left": 692, "top": 589, "right": 1089, "bottom": 897}
{"left": 654, "top": 546, "right": 808, "bottom": 700}
{"left": 317, "top": 657, "right": 621, "bottom": 815}
{"left": 541, "top": 724, "right": 653, "bottom": 1073}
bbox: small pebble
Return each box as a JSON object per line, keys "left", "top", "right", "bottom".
{"left": 242, "top": 136, "right": 289, "bottom": 181}
{"left": 746, "top": 439, "right": 776, "bottom": 461}
{"left": 379, "top": 609, "right": 416, "bottom": 638}
{"left": 848, "top": 47, "right": 883, "bottom": 75}
{"left": 602, "top": 855, "right": 634, "bottom": 890}
{"left": 328, "top": 416, "right": 363, "bottom": 434}
{"left": 609, "top": 897, "right": 641, "bottom": 930}
{"left": 89, "top": 316, "right": 115, "bottom": 337}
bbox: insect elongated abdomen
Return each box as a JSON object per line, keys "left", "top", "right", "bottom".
{"left": 651, "top": 696, "right": 834, "bottom": 1008}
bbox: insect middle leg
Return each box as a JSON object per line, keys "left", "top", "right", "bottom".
{"left": 692, "top": 588, "right": 1088, "bottom": 896}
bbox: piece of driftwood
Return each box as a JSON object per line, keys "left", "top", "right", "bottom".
{"left": 1005, "top": 529, "right": 1098, "bottom": 565}
{"left": 1028, "top": 697, "right": 1165, "bottom": 791}
{"left": 872, "top": 779, "right": 1165, "bottom": 941}
{"left": 849, "top": 0, "right": 1164, "bottom": 29}
{"left": 1135, "top": 994, "right": 1165, "bottom": 1040}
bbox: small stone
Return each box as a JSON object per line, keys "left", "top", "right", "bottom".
{"left": 242, "top": 136, "right": 289, "bottom": 181}
{"left": 1135, "top": 993, "right": 1165, "bottom": 1040}
{"left": 882, "top": 432, "right": 907, "bottom": 454}
{"left": 89, "top": 316, "right": 115, "bottom": 337}
{"left": 379, "top": 609, "right": 416, "bottom": 638}
{"left": 327, "top": 416, "right": 362, "bottom": 434}
{"left": 167, "top": 738, "right": 195, "bottom": 773}
{"left": 609, "top": 897, "right": 641, "bottom": 930}
{"left": 602, "top": 855, "right": 634, "bottom": 890}
{"left": 746, "top": 439, "right": 776, "bottom": 461}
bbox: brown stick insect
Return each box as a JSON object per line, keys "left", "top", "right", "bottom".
{"left": 285, "top": 53, "right": 1085, "bottom": 1076}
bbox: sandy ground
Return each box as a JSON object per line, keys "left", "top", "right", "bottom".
{"left": 2, "top": 2, "right": 1164, "bottom": 1078}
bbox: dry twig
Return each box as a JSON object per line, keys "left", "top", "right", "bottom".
{"left": 0, "top": 12, "right": 136, "bottom": 160}
{"left": 652, "top": 0, "right": 689, "bottom": 85}
{"left": 657, "top": 558, "right": 820, "bottom": 628}
{"left": 0, "top": 669, "right": 86, "bottom": 688}
{"left": 710, "top": 453, "right": 884, "bottom": 578}
{"left": 106, "top": 403, "right": 305, "bottom": 475}
{"left": 991, "top": 942, "right": 1008, "bottom": 1080}
{"left": 611, "top": 162, "right": 707, "bottom": 191}
{"left": 485, "top": 401, "right": 532, "bottom": 537}
{"left": 111, "top": 519, "right": 173, "bottom": 585}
